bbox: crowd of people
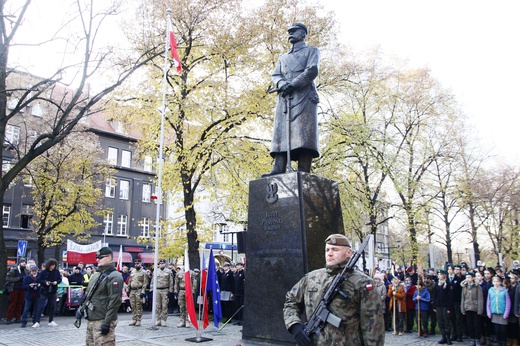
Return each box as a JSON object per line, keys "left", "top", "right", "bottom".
{"left": 2, "top": 255, "right": 246, "bottom": 329}
{"left": 374, "top": 261, "right": 520, "bottom": 346}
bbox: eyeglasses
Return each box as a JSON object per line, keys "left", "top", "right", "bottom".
{"left": 96, "top": 255, "right": 109, "bottom": 260}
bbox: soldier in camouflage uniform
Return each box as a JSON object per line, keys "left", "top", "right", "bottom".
{"left": 150, "top": 259, "right": 173, "bottom": 326}
{"left": 174, "top": 265, "right": 197, "bottom": 327}
{"left": 128, "top": 259, "right": 148, "bottom": 326}
{"left": 84, "top": 247, "right": 123, "bottom": 346}
{"left": 283, "top": 234, "right": 385, "bottom": 346}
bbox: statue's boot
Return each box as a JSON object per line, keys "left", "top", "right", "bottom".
{"left": 262, "top": 154, "right": 287, "bottom": 177}
{"left": 297, "top": 153, "right": 312, "bottom": 173}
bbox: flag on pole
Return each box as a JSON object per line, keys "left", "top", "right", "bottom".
{"left": 201, "top": 251, "right": 209, "bottom": 329}
{"left": 116, "top": 245, "right": 123, "bottom": 271}
{"left": 167, "top": 20, "right": 182, "bottom": 73}
{"left": 184, "top": 249, "right": 199, "bottom": 329}
{"left": 207, "top": 249, "right": 222, "bottom": 327}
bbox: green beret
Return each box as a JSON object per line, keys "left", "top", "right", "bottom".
{"left": 454, "top": 264, "right": 461, "bottom": 269}
{"left": 325, "top": 234, "right": 351, "bottom": 247}
{"left": 159, "top": 259, "right": 166, "bottom": 264}
{"left": 465, "top": 272, "right": 475, "bottom": 277}
{"left": 96, "top": 247, "right": 113, "bottom": 257}
{"left": 438, "top": 269, "right": 448, "bottom": 276}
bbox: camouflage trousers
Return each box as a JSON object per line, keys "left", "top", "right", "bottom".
{"left": 178, "top": 290, "right": 186, "bottom": 323}
{"left": 86, "top": 319, "right": 118, "bottom": 346}
{"left": 155, "top": 289, "right": 169, "bottom": 321}
{"left": 130, "top": 290, "right": 143, "bottom": 322}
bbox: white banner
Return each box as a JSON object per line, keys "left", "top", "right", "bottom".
{"left": 67, "top": 239, "right": 102, "bottom": 253}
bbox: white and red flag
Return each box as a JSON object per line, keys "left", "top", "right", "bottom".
{"left": 184, "top": 249, "right": 199, "bottom": 329}
{"left": 116, "top": 244, "right": 123, "bottom": 271}
{"left": 167, "top": 20, "right": 182, "bottom": 73}
{"left": 200, "top": 251, "right": 209, "bottom": 329}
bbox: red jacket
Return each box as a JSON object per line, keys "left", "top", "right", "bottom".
{"left": 405, "top": 284, "right": 416, "bottom": 310}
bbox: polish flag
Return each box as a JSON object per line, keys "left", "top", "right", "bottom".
{"left": 201, "top": 251, "right": 209, "bottom": 329}
{"left": 168, "top": 20, "right": 182, "bottom": 73}
{"left": 116, "top": 245, "right": 123, "bottom": 271}
{"left": 184, "top": 249, "right": 198, "bottom": 329}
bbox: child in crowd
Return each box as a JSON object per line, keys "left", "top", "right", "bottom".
{"left": 486, "top": 275, "right": 511, "bottom": 346}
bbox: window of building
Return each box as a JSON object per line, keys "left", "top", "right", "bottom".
{"left": 119, "top": 180, "right": 130, "bottom": 200}
{"left": 105, "top": 178, "right": 116, "bottom": 198}
{"left": 7, "top": 98, "right": 20, "bottom": 110}
{"left": 3, "top": 205, "right": 11, "bottom": 227}
{"left": 24, "top": 176, "right": 35, "bottom": 188}
{"left": 20, "top": 204, "right": 33, "bottom": 229}
{"left": 223, "top": 233, "right": 229, "bottom": 242}
{"left": 144, "top": 155, "right": 153, "bottom": 172}
{"left": 5, "top": 125, "right": 20, "bottom": 146}
{"left": 2, "top": 160, "right": 12, "bottom": 173}
{"left": 141, "top": 217, "right": 150, "bottom": 238}
{"left": 117, "top": 215, "right": 128, "bottom": 236}
{"left": 31, "top": 103, "right": 43, "bottom": 117}
{"left": 121, "top": 150, "right": 131, "bottom": 168}
{"left": 142, "top": 183, "right": 151, "bottom": 203}
{"left": 103, "top": 213, "right": 113, "bottom": 235}
{"left": 107, "top": 147, "right": 118, "bottom": 165}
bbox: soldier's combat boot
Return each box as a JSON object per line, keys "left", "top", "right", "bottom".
{"left": 177, "top": 321, "right": 186, "bottom": 328}
{"left": 135, "top": 321, "right": 141, "bottom": 326}
{"left": 128, "top": 320, "right": 137, "bottom": 326}
{"left": 161, "top": 320, "right": 167, "bottom": 327}
{"left": 439, "top": 334, "right": 447, "bottom": 344}
{"left": 446, "top": 332, "right": 453, "bottom": 345}
{"left": 155, "top": 320, "right": 161, "bottom": 327}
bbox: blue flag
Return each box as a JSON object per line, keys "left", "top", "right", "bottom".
{"left": 207, "top": 249, "right": 222, "bottom": 327}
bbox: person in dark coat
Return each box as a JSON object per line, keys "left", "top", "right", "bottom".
{"left": 69, "top": 267, "right": 85, "bottom": 286}
{"left": 34, "top": 258, "right": 62, "bottom": 328}
{"left": 20, "top": 266, "right": 41, "bottom": 328}
{"left": 4, "top": 257, "right": 30, "bottom": 324}
{"left": 219, "top": 262, "right": 235, "bottom": 321}
{"left": 263, "top": 22, "right": 320, "bottom": 176}
{"left": 434, "top": 269, "right": 454, "bottom": 344}
{"left": 233, "top": 262, "right": 245, "bottom": 325}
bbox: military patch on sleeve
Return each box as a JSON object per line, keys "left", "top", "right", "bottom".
{"left": 365, "top": 284, "right": 373, "bottom": 291}
{"left": 112, "top": 281, "right": 119, "bottom": 294}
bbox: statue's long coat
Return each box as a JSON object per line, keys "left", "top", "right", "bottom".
{"left": 270, "top": 41, "right": 320, "bottom": 160}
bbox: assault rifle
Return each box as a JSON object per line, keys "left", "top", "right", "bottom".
{"left": 303, "top": 235, "right": 371, "bottom": 337}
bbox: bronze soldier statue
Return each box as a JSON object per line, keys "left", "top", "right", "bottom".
{"left": 263, "top": 22, "right": 320, "bottom": 177}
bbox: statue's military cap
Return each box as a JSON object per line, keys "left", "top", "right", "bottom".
{"left": 325, "top": 234, "right": 351, "bottom": 247}
{"left": 288, "top": 22, "right": 308, "bottom": 35}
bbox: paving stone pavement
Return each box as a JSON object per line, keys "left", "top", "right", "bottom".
{"left": 0, "top": 312, "right": 454, "bottom": 345}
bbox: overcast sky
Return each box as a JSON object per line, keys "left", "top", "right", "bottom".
{"left": 321, "top": 0, "right": 520, "bottom": 165}
{"left": 11, "top": 1, "right": 520, "bottom": 164}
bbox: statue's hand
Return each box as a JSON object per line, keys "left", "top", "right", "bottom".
{"left": 281, "top": 83, "right": 294, "bottom": 97}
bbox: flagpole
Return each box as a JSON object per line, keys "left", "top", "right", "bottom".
{"left": 150, "top": 9, "right": 171, "bottom": 330}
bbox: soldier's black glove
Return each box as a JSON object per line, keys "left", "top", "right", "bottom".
{"left": 75, "top": 309, "right": 83, "bottom": 319}
{"left": 140, "top": 293, "right": 145, "bottom": 298}
{"left": 280, "top": 83, "right": 294, "bottom": 97}
{"left": 100, "top": 322, "right": 110, "bottom": 335}
{"left": 289, "top": 323, "right": 311, "bottom": 346}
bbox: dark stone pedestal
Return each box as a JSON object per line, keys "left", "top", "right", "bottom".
{"left": 242, "top": 172, "right": 344, "bottom": 345}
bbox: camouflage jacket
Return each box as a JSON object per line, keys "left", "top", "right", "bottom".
{"left": 151, "top": 267, "right": 173, "bottom": 293}
{"left": 128, "top": 267, "right": 148, "bottom": 294}
{"left": 174, "top": 270, "right": 197, "bottom": 294}
{"left": 283, "top": 263, "right": 385, "bottom": 346}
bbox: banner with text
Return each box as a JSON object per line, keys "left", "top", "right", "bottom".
{"left": 66, "top": 240, "right": 102, "bottom": 264}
